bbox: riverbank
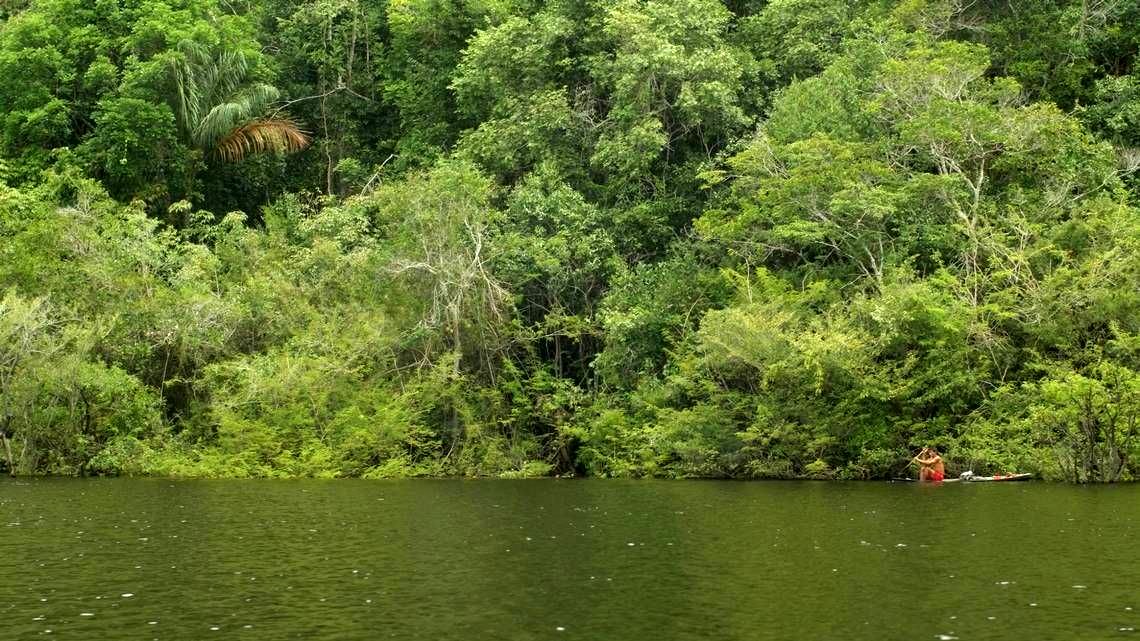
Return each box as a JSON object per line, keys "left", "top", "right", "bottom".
{"left": 1, "top": 440, "right": 1088, "bottom": 482}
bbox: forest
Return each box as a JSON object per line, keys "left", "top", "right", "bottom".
{"left": 0, "top": 0, "right": 1138, "bottom": 481}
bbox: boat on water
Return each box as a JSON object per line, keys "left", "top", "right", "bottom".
{"left": 959, "top": 472, "right": 1032, "bottom": 482}
{"left": 893, "top": 472, "right": 1033, "bottom": 483}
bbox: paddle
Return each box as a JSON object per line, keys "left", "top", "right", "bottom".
{"left": 892, "top": 449, "right": 926, "bottom": 481}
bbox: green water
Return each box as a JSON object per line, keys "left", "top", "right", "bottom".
{"left": 1, "top": 479, "right": 1138, "bottom": 640}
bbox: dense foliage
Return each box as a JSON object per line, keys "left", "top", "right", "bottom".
{"left": 1, "top": 0, "right": 1138, "bottom": 480}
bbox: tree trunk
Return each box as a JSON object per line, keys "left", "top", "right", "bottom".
{"left": 1, "top": 428, "right": 13, "bottom": 476}
{"left": 554, "top": 334, "right": 563, "bottom": 378}
{"left": 450, "top": 315, "right": 462, "bottom": 458}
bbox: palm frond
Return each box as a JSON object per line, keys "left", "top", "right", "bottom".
{"left": 171, "top": 41, "right": 214, "bottom": 133}
{"left": 208, "top": 49, "right": 251, "bottom": 109}
{"left": 193, "top": 83, "right": 280, "bottom": 149}
{"left": 170, "top": 41, "right": 266, "bottom": 142}
{"left": 170, "top": 40, "right": 309, "bottom": 162}
{"left": 214, "top": 118, "right": 311, "bottom": 162}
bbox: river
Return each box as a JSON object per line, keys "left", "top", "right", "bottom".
{"left": 1, "top": 479, "right": 1137, "bottom": 640}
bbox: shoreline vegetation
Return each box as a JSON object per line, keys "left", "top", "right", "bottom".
{"left": 1, "top": 0, "right": 1138, "bottom": 482}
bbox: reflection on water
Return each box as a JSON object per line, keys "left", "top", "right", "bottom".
{"left": 1, "top": 479, "right": 1137, "bottom": 640}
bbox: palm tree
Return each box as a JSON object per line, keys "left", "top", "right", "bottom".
{"left": 169, "top": 41, "right": 310, "bottom": 162}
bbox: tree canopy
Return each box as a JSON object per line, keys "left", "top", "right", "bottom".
{"left": 1, "top": 0, "right": 1138, "bottom": 480}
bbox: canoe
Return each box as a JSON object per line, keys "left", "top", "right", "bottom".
{"left": 961, "top": 472, "right": 1032, "bottom": 482}
{"left": 892, "top": 472, "right": 1032, "bottom": 483}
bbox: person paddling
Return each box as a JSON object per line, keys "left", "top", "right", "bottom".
{"left": 912, "top": 447, "right": 945, "bottom": 482}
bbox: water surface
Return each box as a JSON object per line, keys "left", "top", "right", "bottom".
{"left": 2, "top": 479, "right": 1137, "bottom": 640}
